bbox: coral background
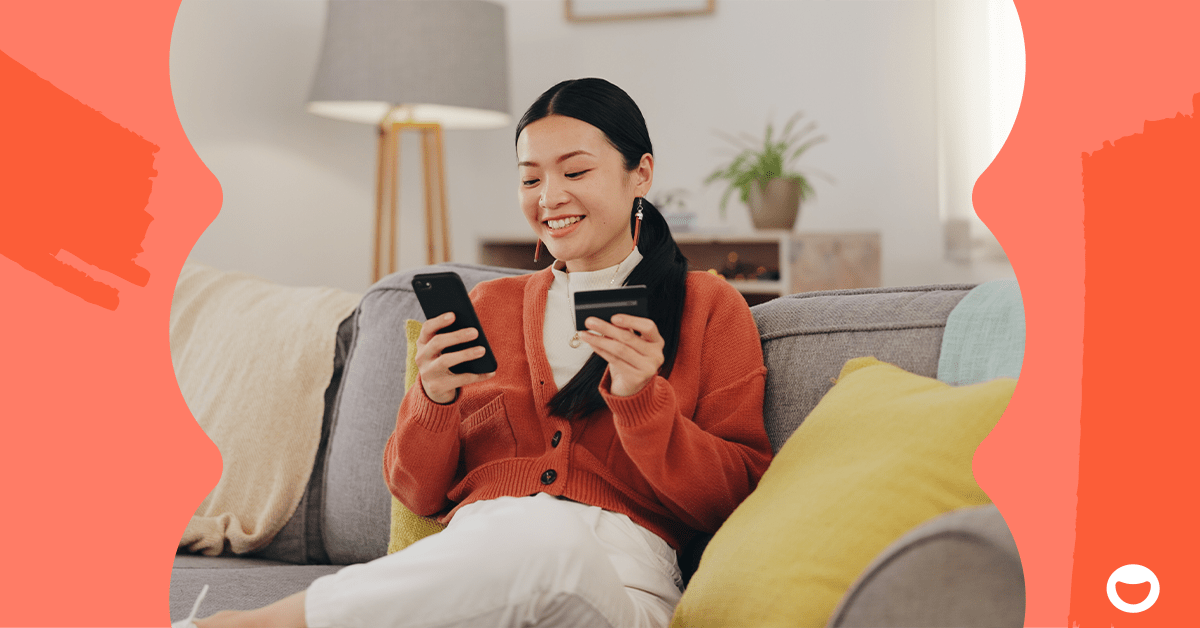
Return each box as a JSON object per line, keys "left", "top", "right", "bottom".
{"left": 0, "top": 0, "right": 1197, "bottom": 625}
{"left": 973, "top": 2, "right": 1200, "bottom": 625}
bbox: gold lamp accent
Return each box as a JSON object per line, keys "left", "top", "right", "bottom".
{"left": 306, "top": 0, "right": 511, "bottom": 282}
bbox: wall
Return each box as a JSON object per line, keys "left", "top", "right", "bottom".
{"left": 171, "top": 0, "right": 1017, "bottom": 293}
{"left": 935, "top": 0, "right": 1025, "bottom": 263}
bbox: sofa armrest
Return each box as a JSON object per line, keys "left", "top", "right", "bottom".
{"left": 826, "top": 504, "right": 1024, "bottom": 627}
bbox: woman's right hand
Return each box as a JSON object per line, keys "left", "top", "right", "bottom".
{"left": 415, "top": 312, "right": 496, "bottom": 404}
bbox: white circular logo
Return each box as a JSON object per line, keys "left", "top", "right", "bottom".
{"left": 1106, "top": 564, "right": 1159, "bottom": 613}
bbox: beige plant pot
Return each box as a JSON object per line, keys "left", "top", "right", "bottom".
{"left": 747, "top": 177, "right": 802, "bottom": 230}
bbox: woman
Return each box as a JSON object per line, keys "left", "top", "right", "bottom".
{"left": 178, "top": 78, "right": 772, "bottom": 628}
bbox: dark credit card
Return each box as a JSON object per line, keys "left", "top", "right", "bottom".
{"left": 573, "top": 285, "right": 649, "bottom": 331}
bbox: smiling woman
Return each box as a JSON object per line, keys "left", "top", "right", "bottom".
{"left": 517, "top": 114, "right": 652, "bottom": 272}
{"left": 511, "top": 78, "right": 691, "bottom": 415}
{"left": 176, "top": 78, "right": 773, "bottom": 628}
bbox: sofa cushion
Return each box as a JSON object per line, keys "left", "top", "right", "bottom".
{"left": 670, "top": 357, "right": 1015, "bottom": 628}
{"left": 752, "top": 284, "right": 974, "bottom": 453}
{"left": 827, "top": 504, "right": 1024, "bottom": 627}
{"left": 252, "top": 312, "right": 357, "bottom": 565}
{"left": 170, "top": 562, "right": 342, "bottom": 622}
{"left": 937, "top": 279, "right": 1025, "bottom": 385}
{"left": 320, "top": 263, "right": 527, "bottom": 565}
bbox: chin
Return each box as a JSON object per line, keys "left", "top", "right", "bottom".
{"left": 545, "top": 246, "right": 576, "bottom": 263}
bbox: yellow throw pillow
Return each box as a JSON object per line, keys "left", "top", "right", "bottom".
{"left": 671, "top": 357, "right": 1015, "bottom": 628}
{"left": 387, "top": 319, "right": 448, "bottom": 554}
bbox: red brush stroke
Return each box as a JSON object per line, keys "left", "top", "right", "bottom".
{"left": 1068, "top": 95, "right": 1199, "bottom": 625}
{"left": 974, "top": 1, "right": 1200, "bottom": 625}
{"left": 0, "top": 48, "right": 158, "bottom": 311}
{"left": 0, "top": 1, "right": 221, "bottom": 625}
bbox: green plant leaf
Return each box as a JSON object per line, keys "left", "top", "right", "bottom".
{"left": 705, "top": 110, "right": 829, "bottom": 218}
{"left": 783, "top": 119, "right": 818, "bottom": 146}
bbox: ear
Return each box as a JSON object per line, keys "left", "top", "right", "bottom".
{"left": 631, "top": 153, "right": 654, "bottom": 197}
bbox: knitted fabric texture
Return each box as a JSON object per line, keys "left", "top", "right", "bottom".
{"left": 172, "top": 261, "right": 360, "bottom": 556}
{"left": 383, "top": 269, "right": 773, "bottom": 550}
{"left": 387, "top": 319, "right": 448, "bottom": 554}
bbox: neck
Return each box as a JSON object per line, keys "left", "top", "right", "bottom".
{"left": 553, "top": 247, "right": 642, "bottom": 284}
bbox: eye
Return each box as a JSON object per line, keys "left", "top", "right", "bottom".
{"left": 566, "top": 170, "right": 589, "bottom": 179}
{"left": 522, "top": 178, "right": 540, "bottom": 186}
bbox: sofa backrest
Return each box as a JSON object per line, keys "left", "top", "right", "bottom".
{"left": 752, "top": 285, "right": 974, "bottom": 452}
{"left": 283, "top": 266, "right": 975, "bottom": 566}
{"left": 317, "top": 263, "right": 526, "bottom": 565}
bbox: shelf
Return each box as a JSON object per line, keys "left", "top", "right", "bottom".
{"left": 673, "top": 230, "right": 795, "bottom": 243}
{"left": 478, "top": 230, "right": 881, "bottom": 302}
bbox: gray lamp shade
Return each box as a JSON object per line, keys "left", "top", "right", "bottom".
{"left": 307, "top": 0, "right": 511, "bottom": 129}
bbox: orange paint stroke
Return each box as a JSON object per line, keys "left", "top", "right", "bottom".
{"left": 1070, "top": 94, "right": 1200, "bottom": 626}
{"left": 0, "top": 47, "right": 157, "bottom": 311}
{"left": 0, "top": 1, "right": 223, "bottom": 625}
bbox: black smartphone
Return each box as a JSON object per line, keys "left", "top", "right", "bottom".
{"left": 573, "top": 285, "right": 649, "bottom": 331}
{"left": 411, "top": 272, "right": 498, "bottom": 374}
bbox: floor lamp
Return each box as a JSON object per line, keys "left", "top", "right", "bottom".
{"left": 376, "top": 115, "right": 450, "bottom": 278}
{"left": 306, "top": 0, "right": 511, "bottom": 282}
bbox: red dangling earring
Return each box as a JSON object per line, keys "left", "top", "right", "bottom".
{"left": 632, "top": 198, "right": 644, "bottom": 252}
{"left": 534, "top": 239, "right": 544, "bottom": 263}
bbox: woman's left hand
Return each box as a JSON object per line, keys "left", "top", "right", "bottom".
{"left": 579, "top": 314, "right": 665, "bottom": 397}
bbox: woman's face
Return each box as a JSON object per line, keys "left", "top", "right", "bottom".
{"left": 516, "top": 115, "right": 653, "bottom": 272}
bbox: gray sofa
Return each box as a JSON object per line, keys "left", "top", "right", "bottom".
{"left": 171, "top": 262, "right": 1024, "bottom": 627}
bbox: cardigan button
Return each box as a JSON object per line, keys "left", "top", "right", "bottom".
{"left": 551, "top": 431, "right": 562, "bottom": 448}
{"left": 540, "top": 469, "right": 557, "bottom": 485}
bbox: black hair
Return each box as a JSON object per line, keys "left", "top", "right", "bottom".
{"left": 515, "top": 78, "right": 689, "bottom": 421}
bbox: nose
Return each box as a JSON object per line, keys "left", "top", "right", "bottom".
{"left": 539, "top": 179, "right": 569, "bottom": 211}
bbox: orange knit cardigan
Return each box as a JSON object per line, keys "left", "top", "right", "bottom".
{"left": 383, "top": 268, "right": 773, "bottom": 550}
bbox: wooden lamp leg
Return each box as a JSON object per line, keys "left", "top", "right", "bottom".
{"left": 433, "top": 125, "right": 451, "bottom": 263}
{"left": 373, "top": 121, "right": 402, "bottom": 283}
{"left": 421, "top": 129, "right": 436, "bottom": 265}
{"left": 389, "top": 125, "right": 400, "bottom": 276}
{"left": 373, "top": 124, "right": 387, "bottom": 283}
{"left": 374, "top": 119, "right": 451, "bottom": 281}
{"left": 420, "top": 125, "right": 451, "bottom": 264}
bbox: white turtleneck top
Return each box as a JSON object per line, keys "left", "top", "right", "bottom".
{"left": 543, "top": 247, "right": 644, "bottom": 389}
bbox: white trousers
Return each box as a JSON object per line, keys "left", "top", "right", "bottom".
{"left": 305, "top": 493, "right": 683, "bottom": 628}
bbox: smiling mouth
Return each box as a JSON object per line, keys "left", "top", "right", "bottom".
{"left": 545, "top": 216, "right": 583, "bottom": 230}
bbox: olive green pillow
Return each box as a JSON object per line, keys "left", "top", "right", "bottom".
{"left": 387, "top": 319, "right": 447, "bottom": 554}
{"left": 671, "top": 357, "right": 1015, "bottom": 627}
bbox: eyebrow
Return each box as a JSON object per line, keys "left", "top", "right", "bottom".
{"left": 517, "top": 150, "right": 595, "bottom": 168}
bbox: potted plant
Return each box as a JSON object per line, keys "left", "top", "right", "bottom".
{"left": 704, "top": 111, "right": 826, "bottom": 230}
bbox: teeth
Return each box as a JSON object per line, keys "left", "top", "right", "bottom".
{"left": 546, "top": 216, "right": 582, "bottom": 230}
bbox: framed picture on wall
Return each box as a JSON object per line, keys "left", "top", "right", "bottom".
{"left": 565, "top": 0, "right": 715, "bottom": 22}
